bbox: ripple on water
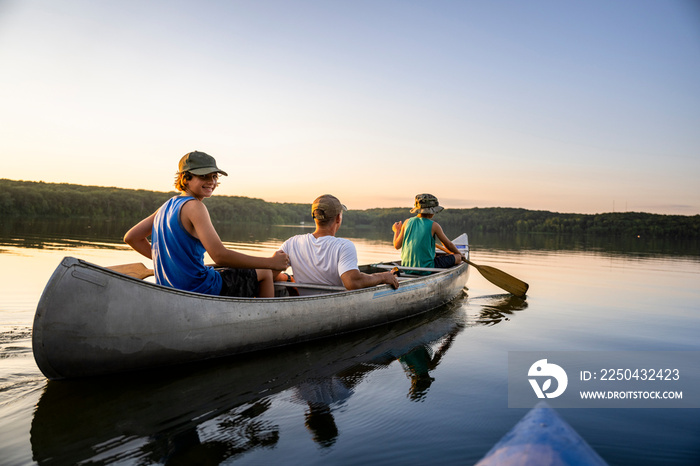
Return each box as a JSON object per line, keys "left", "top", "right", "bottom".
{"left": 0, "top": 326, "right": 40, "bottom": 405}
{"left": 0, "top": 327, "right": 33, "bottom": 356}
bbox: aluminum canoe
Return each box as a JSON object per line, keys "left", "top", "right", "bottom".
{"left": 32, "top": 253, "right": 469, "bottom": 380}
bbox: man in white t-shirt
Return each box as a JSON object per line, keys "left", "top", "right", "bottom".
{"left": 280, "top": 194, "right": 399, "bottom": 291}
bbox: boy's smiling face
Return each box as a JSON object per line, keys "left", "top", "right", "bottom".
{"left": 186, "top": 172, "right": 219, "bottom": 200}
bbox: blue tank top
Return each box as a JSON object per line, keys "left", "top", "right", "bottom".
{"left": 400, "top": 216, "right": 435, "bottom": 271}
{"left": 151, "top": 196, "right": 222, "bottom": 295}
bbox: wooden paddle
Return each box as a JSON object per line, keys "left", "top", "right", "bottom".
{"left": 107, "top": 263, "right": 154, "bottom": 280}
{"left": 436, "top": 243, "right": 529, "bottom": 298}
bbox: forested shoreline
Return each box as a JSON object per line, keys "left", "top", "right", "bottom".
{"left": 2, "top": 179, "right": 699, "bottom": 238}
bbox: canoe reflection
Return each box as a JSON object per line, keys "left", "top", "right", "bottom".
{"left": 30, "top": 297, "right": 505, "bottom": 464}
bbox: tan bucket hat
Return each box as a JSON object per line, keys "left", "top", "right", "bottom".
{"left": 410, "top": 193, "right": 444, "bottom": 214}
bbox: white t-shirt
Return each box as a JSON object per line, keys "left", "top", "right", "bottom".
{"left": 280, "top": 233, "right": 359, "bottom": 287}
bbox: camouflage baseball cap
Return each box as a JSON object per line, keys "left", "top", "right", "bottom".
{"left": 312, "top": 194, "right": 347, "bottom": 220}
{"left": 410, "top": 193, "right": 444, "bottom": 214}
{"left": 178, "top": 151, "right": 228, "bottom": 176}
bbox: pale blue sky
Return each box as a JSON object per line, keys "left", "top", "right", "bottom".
{"left": 1, "top": 0, "right": 699, "bottom": 214}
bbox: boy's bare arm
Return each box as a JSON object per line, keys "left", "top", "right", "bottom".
{"left": 433, "top": 222, "right": 460, "bottom": 254}
{"left": 124, "top": 212, "right": 157, "bottom": 259}
{"left": 392, "top": 220, "right": 405, "bottom": 249}
{"left": 184, "top": 201, "right": 289, "bottom": 270}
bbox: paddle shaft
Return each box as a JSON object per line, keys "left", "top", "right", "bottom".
{"left": 436, "top": 243, "right": 529, "bottom": 297}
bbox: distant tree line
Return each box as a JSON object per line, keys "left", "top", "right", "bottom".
{"left": 348, "top": 207, "right": 700, "bottom": 238}
{"left": 0, "top": 179, "right": 309, "bottom": 225}
{"left": 2, "top": 179, "right": 699, "bottom": 238}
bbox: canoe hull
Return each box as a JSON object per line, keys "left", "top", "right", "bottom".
{"left": 32, "top": 257, "right": 469, "bottom": 380}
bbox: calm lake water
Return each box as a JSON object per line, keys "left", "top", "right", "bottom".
{"left": 1, "top": 220, "right": 699, "bottom": 465}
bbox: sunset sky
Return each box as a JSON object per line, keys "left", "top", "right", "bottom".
{"left": 1, "top": 1, "right": 699, "bottom": 215}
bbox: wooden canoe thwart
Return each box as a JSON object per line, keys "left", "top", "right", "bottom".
{"left": 32, "top": 235, "right": 471, "bottom": 380}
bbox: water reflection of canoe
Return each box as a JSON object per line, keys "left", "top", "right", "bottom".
{"left": 476, "top": 402, "right": 608, "bottom": 466}
{"left": 31, "top": 304, "right": 467, "bottom": 465}
{"left": 32, "top": 247, "right": 469, "bottom": 380}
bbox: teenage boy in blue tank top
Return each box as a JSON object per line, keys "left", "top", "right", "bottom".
{"left": 124, "top": 151, "right": 289, "bottom": 297}
{"left": 392, "top": 194, "right": 462, "bottom": 274}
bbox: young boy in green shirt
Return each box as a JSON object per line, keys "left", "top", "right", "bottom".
{"left": 392, "top": 194, "right": 463, "bottom": 272}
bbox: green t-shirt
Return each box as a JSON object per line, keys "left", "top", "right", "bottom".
{"left": 400, "top": 216, "right": 435, "bottom": 273}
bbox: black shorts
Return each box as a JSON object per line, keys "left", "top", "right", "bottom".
{"left": 218, "top": 268, "right": 259, "bottom": 298}
{"left": 434, "top": 254, "right": 456, "bottom": 269}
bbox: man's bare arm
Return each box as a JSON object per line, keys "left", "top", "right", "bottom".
{"left": 341, "top": 269, "right": 399, "bottom": 290}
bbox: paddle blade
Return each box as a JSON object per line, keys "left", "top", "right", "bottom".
{"left": 466, "top": 260, "right": 529, "bottom": 298}
{"left": 107, "top": 263, "right": 154, "bottom": 280}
